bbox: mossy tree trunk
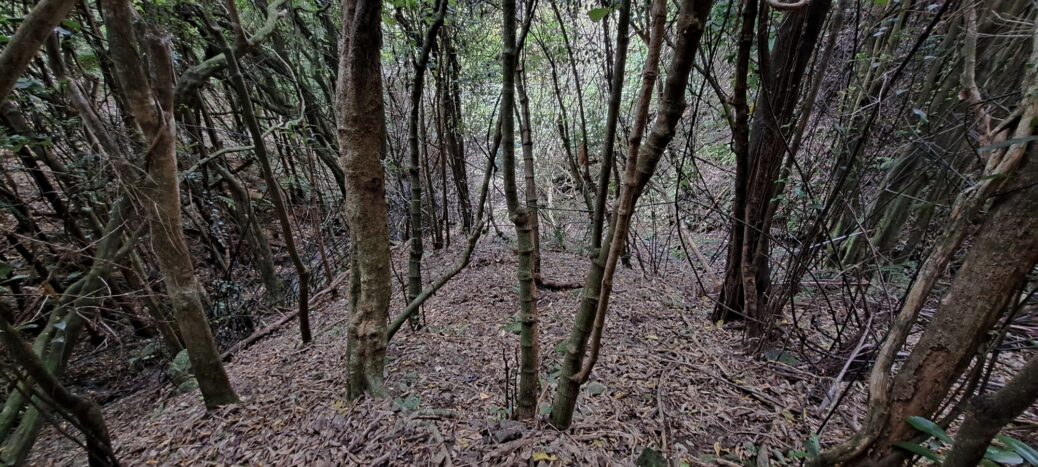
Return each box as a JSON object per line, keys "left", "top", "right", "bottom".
{"left": 337, "top": 0, "right": 393, "bottom": 400}
{"left": 102, "top": 0, "right": 238, "bottom": 409}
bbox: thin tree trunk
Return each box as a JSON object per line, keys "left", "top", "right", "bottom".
{"left": 499, "top": 0, "right": 540, "bottom": 420}
{"left": 943, "top": 353, "right": 1038, "bottom": 467}
{"left": 515, "top": 62, "right": 542, "bottom": 281}
{"left": 442, "top": 29, "right": 473, "bottom": 233}
{"left": 406, "top": 0, "right": 449, "bottom": 325}
{"left": 0, "top": 0, "right": 77, "bottom": 103}
{"left": 214, "top": 15, "right": 312, "bottom": 343}
{"left": 820, "top": 24, "right": 1038, "bottom": 462}
{"left": 551, "top": 0, "right": 712, "bottom": 429}
{"left": 549, "top": 0, "right": 595, "bottom": 198}
{"left": 0, "top": 304, "right": 118, "bottom": 467}
{"left": 590, "top": 0, "right": 631, "bottom": 250}
{"left": 717, "top": 0, "right": 833, "bottom": 337}
{"left": 859, "top": 147, "right": 1038, "bottom": 466}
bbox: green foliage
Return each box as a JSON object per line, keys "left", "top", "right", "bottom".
{"left": 587, "top": 7, "right": 612, "bottom": 22}
{"left": 998, "top": 436, "right": 1038, "bottom": 465}
{"left": 168, "top": 350, "right": 199, "bottom": 394}
{"left": 894, "top": 441, "right": 942, "bottom": 462}
{"left": 806, "top": 434, "right": 820, "bottom": 460}
{"left": 896, "top": 416, "right": 1033, "bottom": 465}
{"left": 905, "top": 415, "right": 952, "bottom": 444}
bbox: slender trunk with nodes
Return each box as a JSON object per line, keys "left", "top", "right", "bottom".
{"left": 551, "top": 0, "right": 714, "bottom": 429}
{"left": 499, "top": 0, "right": 540, "bottom": 420}
{"left": 406, "top": 0, "right": 449, "bottom": 326}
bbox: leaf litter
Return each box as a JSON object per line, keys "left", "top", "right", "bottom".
{"left": 32, "top": 238, "right": 865, "bottom": 465}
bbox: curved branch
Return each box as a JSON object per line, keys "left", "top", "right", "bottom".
{"left": 174, "top": 0, "right": 288, "bottom": 106}
{"left": 0, "top": 0, "right": 77, "bottom": 103}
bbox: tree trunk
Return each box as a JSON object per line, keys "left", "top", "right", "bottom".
{"left": 337, "top": 0, "right": 392, "bottom": 400}
{"left": 943, "top": 354, "right": 1038, "bottom": 467}
{"left": 405, "top": 0, "right": 448, "bottom": 325}
{"left": 0, "top": 304, "right": 118, "bottom": 467}
{"left": 515, "top": 62, "right": 542, "bottom": 281}
{"left": 820, "top": 18, "right": 1038, "bottom": 465}
{"left": 551, "top": 0, "right": 712, "bottom": 429}
{"left": 589, "top": 0, "right": 631, "bottom": 251}
{"left": 499, "top": 0, "right": 540, "bottom": 420}
{"left": 715, "top": 0, "right": 832, "bottom": 337}
{"left": 0, "top": 0, "right": 77, "bottom": 103}
{"left": 215, "top": 18, "right": 313, "bottom": 343}
{"left": 855, "top": 148, "right": 1038, "bottom": 466}
{"left": 101, "top": 0, "right": 238, "bottom": 409}
{"left": 713, "top": 0, "right": 758, "bottom": 322}
{"left": 441, "top": 29, "right": 473, "bottom": 233}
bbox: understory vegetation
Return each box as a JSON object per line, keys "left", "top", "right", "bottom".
{"left": 0, "top": 0, "right": 1036, "bottom": 464}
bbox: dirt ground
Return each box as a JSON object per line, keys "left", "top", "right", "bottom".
{"left": 32, "top": 238, "right": 870, "bottom": 465}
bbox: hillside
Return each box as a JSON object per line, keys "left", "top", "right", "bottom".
{"left": 33, "top": 242, "right": 855, "bottom": 465}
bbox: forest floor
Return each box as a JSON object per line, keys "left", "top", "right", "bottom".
{"left": 33, "top": 236, "right": 862, "bottom": 465}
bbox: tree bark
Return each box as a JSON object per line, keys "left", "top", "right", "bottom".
{"left": 499, "top": 0, "right": 540, "bottom": 420}
{"left": 858, "top": 148, "right": 1038, "bottom": 466}
{"left": 590, "top": 0, "right": 631, "bottom": 251}
{"left": 406, "top": 0, "right": 449, "bottom": 326}
{"left": 551, "top": 0, "right": 713, "bottom": 429}
{"left": 715, "top": 0, "right": 832, "bottom": 337}
{"left": 214, "top": 14, "right": 313, "bottom": 343}
{"left": 101, "top": 0, "right": 238, "bottom": 409}
{"left": 0, "top": 304, "right": 118, "bottom": 467}
{"left": 337, "top": 0, "right": 392, "bottom": 400}
{"left": 0, "top": 0, "right": 77, "bottom": 103}
{"left": 820, "top": 19, "right": 1038, "bottom": 464}
{"left": 943, "top": 354, "right": 1038, "bottom": 467}
{"left": 515, "top": 62, "right": 542, "bottom": 281}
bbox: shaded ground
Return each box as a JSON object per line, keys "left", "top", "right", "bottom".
{"left": 33, "top": 238, "right": 858, "bottom": 465}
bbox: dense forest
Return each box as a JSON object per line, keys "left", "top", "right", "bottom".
{"left": 0, "top": 0, "right": 1036, "bottom": 464}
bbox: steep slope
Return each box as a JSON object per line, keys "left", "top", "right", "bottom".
{"left": 33, "top": 239, "right": 850, "bottom": 465}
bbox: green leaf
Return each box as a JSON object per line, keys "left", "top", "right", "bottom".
{"left": 587, "top": 7, "right": 611, "bottom": 22}
{"left": 894, "top": 442, "right": 942, "bottom": 463}
{"left": 787, "top": 450, "right": 809, "bottom": 459}
{"left": 806, "top": 435, "right": 820, "bottom": 459}
{"left": 905, "top": 416, "right": 952, "bottom": 444}
{"left": 997, "top": 435, "right": 1038, "bottom": 465}
{"left": 0, "top": 262, "right": 11, "bottom": 279}
{"left": 984, "top": 446, "right": 1024, "bottom": 465}
{"left": 873, "top": 0, "right": 889, "bottom": 6}
{"left": 60, "top": 19, "right": 81, "bottom": 32}
{"left": 554, "top": 340, "right": 568, "bottom": 355}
